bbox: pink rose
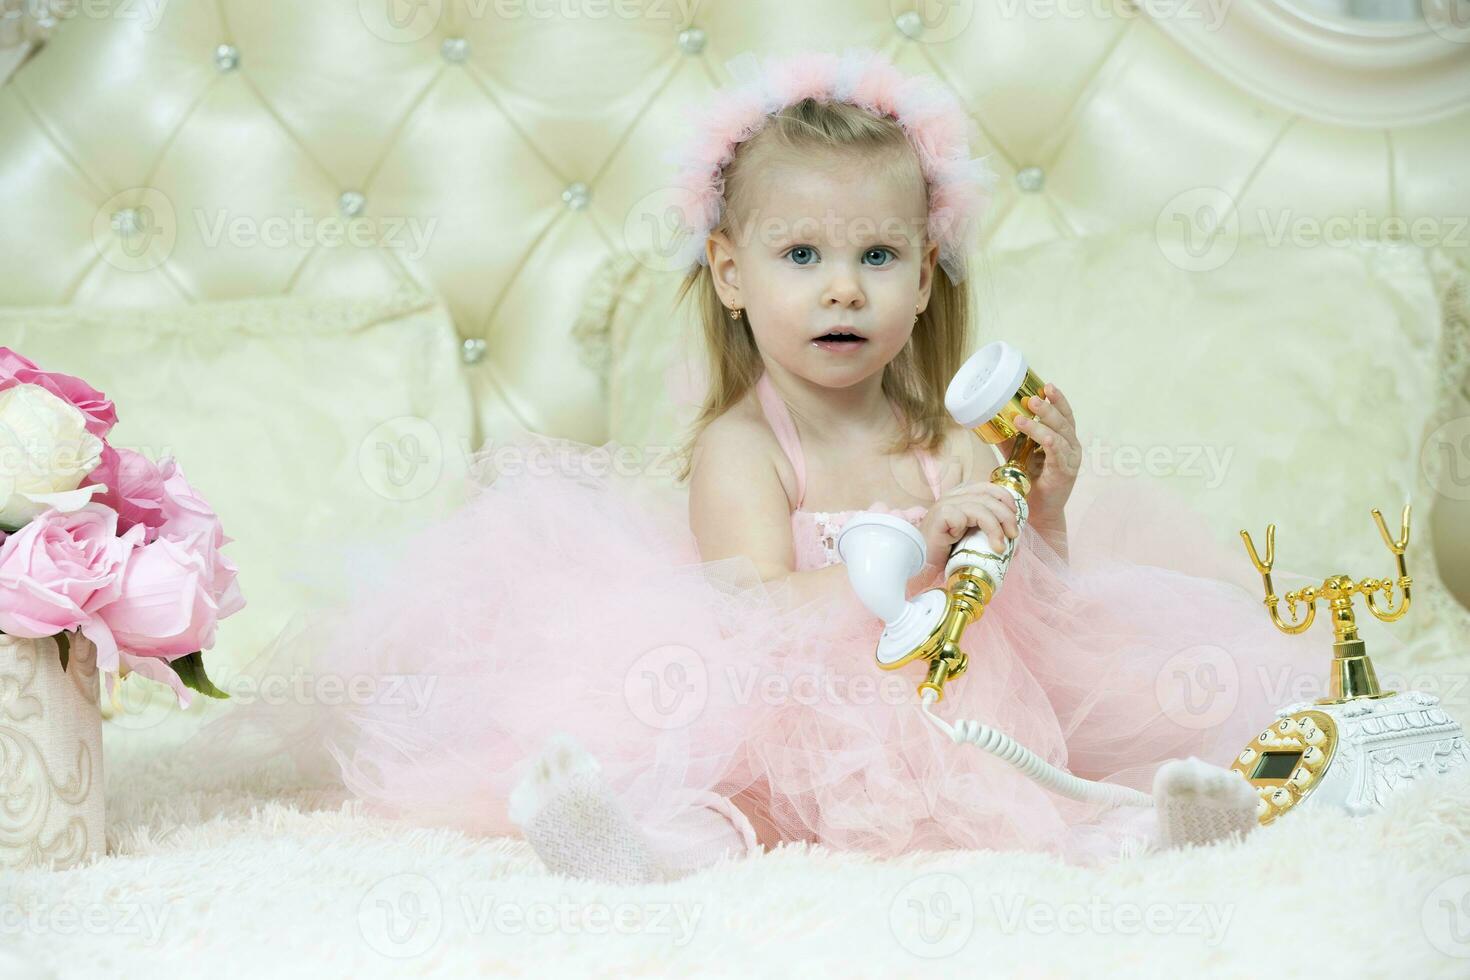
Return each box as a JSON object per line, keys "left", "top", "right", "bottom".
{"left": 0, "top": 348, "right": 117, "bottom": 439}
{"left": 157, "top": 460, "right": 244, "bottom": 619}
{"left": 94, "top": 460, "right": 245, "bottom": 661}
{"left": 157, "top": 460, "right": 232, "bottom": 548}
{"left": 83, "top": 454, "right": 243, "bottom": 610}
{"left": 83, "top": 454, "right": 242, "bottom": 688}
{"left": 0, "top": 502, "right": 142, "bottom": 669}
{"left": 81, "top": 445, "right": 172, "bottom": 543}
{"left": 94, "top": 533, "right": 237, "bottom": 661}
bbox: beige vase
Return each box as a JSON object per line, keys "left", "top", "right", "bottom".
{"left": 0, "top": 631, "right": 106, "bottom": 870}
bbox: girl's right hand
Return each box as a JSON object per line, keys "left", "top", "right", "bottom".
{"left": 914, "top": 482, "right": 1021, "bottom": 578}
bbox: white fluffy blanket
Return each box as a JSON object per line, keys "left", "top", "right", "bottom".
{"left": 4, "top": 692, "right": 1470, "bottom": 978}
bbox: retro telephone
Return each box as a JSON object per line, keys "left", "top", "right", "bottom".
{"left": 837, "top": 341, "right": 1470, "bottom": 820}
{"left": 1234, "top": 512, "right": 1469, "bottom": 824}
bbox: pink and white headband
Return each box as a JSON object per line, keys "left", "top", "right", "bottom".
{"left": 660, "top": 48, "right": 998, "bottom": 285}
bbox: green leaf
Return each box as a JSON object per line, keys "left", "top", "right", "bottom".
{"left": 57, "top": 631, "right": 70, "bottom": 672}
{"left": 166, "top": 651, "right": 230, "bottom": 700}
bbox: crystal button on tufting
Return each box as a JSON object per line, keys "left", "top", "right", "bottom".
{"left": 111, "top": 208, "right": 143, "bottom": 237}
{"left": 214, "top": 43, "right": 239, "bottom": 72}
{"left": 338, "top": 191, "right": 366, "bottom": 218}
{"left": 441, "top": 37, "right": 468, "bottom": 63}
{"left": 461, "top": 338, "right": 487, "bottom": 365}
{"left": 562, "top": 182, "right": 590, "bottom": 211}
{"left": 894, "top": 11, "right": 924, "bottom": 39}
{"left": 677, "top": 28, "right": 706, "bottom": 54}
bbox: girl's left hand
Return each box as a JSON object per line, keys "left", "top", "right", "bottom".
{"left": 996, "top": 382, "right": 1080, "bottom": 536}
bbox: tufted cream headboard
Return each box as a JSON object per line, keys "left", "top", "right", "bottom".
{"left": 1, "top": 0, "right": 1468, "bottom": 608}
{"left": 2, "top": 0, "right": 1466, "bottom": 443}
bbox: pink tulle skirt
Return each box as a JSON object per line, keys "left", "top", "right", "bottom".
{"left": 194, "top": 433, "right": 1322, "bottom": 868}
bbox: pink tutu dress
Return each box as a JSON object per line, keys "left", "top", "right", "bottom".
{"left": 196, "top": 369, "right": 1322, "bottom": 868}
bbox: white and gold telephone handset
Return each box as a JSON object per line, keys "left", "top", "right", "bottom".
{"left": 838, "top": 341, "right": 1153, "bottom": 808}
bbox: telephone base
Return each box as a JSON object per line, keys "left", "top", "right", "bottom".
{"left": 1230, "top": 690, "right": 1469, "bottom": 826}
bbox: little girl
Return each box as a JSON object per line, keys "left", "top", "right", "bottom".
{"left": 198, "top": 48, "right": 1320, "bottom": 883}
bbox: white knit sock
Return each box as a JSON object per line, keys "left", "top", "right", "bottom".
{"left": 508, "top": 734, "right": 762, "bottom": 884}
{"left": 1152, "top": 756, "right": 1258, "bottom": 850}
{"left": 507, "top": 733, "right": 664, "bottom": 885}
{"left": 642, "top": 790, "right": 760, "bottom": 878}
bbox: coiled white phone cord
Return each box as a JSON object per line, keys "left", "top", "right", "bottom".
{"left": 919, "top": 690, "right": 1153, "bottom": 808}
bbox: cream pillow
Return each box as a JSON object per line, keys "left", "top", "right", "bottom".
{"left": 0, "top": 284, "right": 478, "bottom": 687}
{"left": 576, "top": 235, "right": 1470, "bottom": 654}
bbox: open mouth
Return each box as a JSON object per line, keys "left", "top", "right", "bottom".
{"left": 812, "top": 330, "right": 867, "bottom": 351}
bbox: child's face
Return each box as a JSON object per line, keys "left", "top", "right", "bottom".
{"left": 708, "top": 156, "right": 939, "bottom": 389}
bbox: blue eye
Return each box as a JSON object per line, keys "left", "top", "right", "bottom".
{"left": 784, "top": 246, "right": 897, "bottom": 266}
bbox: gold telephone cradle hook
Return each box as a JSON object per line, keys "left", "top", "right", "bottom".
{"left": 1238, "top": 504, "right": 1413, "bottom": 705}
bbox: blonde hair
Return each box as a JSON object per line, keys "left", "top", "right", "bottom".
{"left": 671, "top": 97, "right": 973, "bottom": 484}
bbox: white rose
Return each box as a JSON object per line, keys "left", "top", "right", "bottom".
{"left": 0, "top": 383, "right": 106, "bottom": 530}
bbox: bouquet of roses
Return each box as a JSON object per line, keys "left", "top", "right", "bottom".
{"left": 0, "top": 347, "right": 243, "bottom": 708}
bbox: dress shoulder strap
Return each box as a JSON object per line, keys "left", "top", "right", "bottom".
{"left": 890, "top": 399, "right": 945, "bottom": 503}
{"left": 915, "top": 447, "right": 944, "bottom": 503}
{"left": 754, "top": 372, "right": 806, "bottom": 509}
